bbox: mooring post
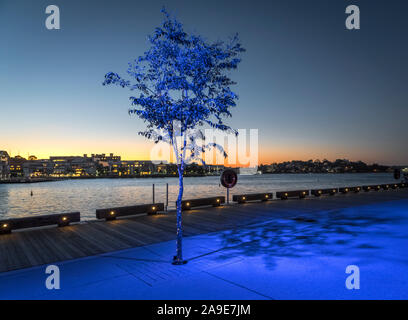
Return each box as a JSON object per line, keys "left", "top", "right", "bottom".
{"left": 166, "top": 183, "right": 169, "bottom": 212}
{"left": 227, "top": 187, "right": 230, "bottom": 205}
{"left": 152, "top": 183, "right": 155, "bottom": 204}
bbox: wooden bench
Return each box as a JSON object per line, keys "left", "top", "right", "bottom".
{"left": 381, "top": 184, "right": 391, "bottom": 190}
{"left": 179, "top": 197, "right": 225, "bottom": 211}
{"left": 96, "top": 203, "right": 164, "bottom": 221}
{"left": 0, "top": 212, "right": 80, "bottom": 235}
{"left": 397, "top": 182, "right": 407, "bottom": 188}
{"left": 363, "top": 185, "right": 381, "bottom": 192}
{"left": 276, "top": 190, "right": 308, "bottom": 200}
{"left": 232, "top": 193, "right": 273, "bottom": 203}
{"left": 339, "top": 186, "right": 361, "bottom": 194}
{"left": 311, "top": 188, "right": 338, "bottom": 197}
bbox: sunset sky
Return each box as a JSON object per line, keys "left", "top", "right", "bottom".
{"left": 0, "top": 0, "right": 407, "bottom": 165}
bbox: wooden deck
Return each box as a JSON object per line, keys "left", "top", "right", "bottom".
{"left": 1, "top": 189, "right": 408, "bottom": 273}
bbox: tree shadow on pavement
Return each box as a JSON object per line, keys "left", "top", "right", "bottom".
{"left": 207, "top": 207, "right": 404, "bottom": 270}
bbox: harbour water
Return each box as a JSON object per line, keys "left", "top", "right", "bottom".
{"left": 0, "top": 173, "right": 397, "bottom": 220}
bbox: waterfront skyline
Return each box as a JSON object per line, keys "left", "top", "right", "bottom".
{"left": 0, "top": 149, "right": 401, "bottom": 167}
{"left": 1, "top": 0, "right": 408, "bottom": 165}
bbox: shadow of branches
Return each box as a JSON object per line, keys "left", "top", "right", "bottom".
{"left": 208, "top": 208, "right": 404, "bottom": 270}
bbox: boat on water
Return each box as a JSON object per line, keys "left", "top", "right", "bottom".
{"left": 238, "top": 167, "right": 260, "bottom": 175}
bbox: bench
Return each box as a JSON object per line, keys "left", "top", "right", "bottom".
{"left": 0, "top": 212, "right": 80, "bottom": 235}
{"left": 381, "top": 184, "right": 391, "bottom": 190}
{"left": 362, "top": 185, "right": 381, "bottom": 192}
{"left": 311, "top": 188, "right": 338, "bottom": 197}
{"left": 96, "top": 203, "right": 164, "bottom": 221}
{"left": 178, "top": 197, "right": 225, "bottom": 211}
{"left": 232, "top": 193, "right": 273, "bottom": 203}
{"left": 276, "top": 190, "right": 308, "bottom": 200}
{"left": 339, "top": 186, "right": 361, "bottom": 194}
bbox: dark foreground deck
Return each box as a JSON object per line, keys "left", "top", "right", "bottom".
{"left": 1, "top": 189, "right": 408, "bottom": 273}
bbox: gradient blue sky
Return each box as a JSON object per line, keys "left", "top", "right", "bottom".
{"left": 0, "top": 0, "right": 407, "bottom": 165}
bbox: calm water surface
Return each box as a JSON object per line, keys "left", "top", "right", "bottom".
{"left": 0, "top": 173, "right": 397, "bottom": 220}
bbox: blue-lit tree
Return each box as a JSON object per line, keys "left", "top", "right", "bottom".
{"left": 103, "top": 9, "right": 244, "bottom": 264}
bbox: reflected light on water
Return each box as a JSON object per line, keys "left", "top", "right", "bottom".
{"left": 0, "top": 173, "right": 397, "bottom": 220}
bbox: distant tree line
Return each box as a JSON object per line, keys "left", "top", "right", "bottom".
{"left": 259, "top": 159, "right": 391, "bottom": 174}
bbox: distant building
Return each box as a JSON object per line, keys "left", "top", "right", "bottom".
{"left": 134, "top": 161, "right": 155, "bottom": 176}
{"left": 155, "top": 161, "right": 177, "bottom": 175}
{"left": 71, "top": 157, "right": 96, "bottom": 176}
{"left": 205, "top": 164, "right": 225, "bottom": 174}
{"left": 89, "top": 153, "right": 121, "bottom": 176}
{"left": 0, "top": 151, "right": 10, "bottom": 180}
{"left": 23, "top": 159, "right": 53, "bottom": 177}
{"left": 156, "top": 162, "right": 169, "bottom": 174}
{"left": 49, "top": 156, "right": 96, "bottom": 177}
{"left": 90, "top": 153, "right": 121, "bottom": 163}
{"left": 9, "top": 155, "right": 26, "bottom": 177}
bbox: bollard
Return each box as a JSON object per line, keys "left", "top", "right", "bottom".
{"left": 227, "top": 187, "right": 230, "bottom": 205}
{"left": 166, "top": 183, "right": 169, "bottom": 212}
{"left": 152, "top": 184, "right": 155, "bottom": 204}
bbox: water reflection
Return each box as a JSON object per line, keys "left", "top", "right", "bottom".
{"left": 0, "top": 173, "right": 396, "bottom": 220}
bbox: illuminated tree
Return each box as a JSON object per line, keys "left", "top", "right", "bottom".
{"left": 103, "top": 9, "right": 244, "bottom": 264}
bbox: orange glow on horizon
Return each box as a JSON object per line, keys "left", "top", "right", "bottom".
{"left": 1, "top": 135, "right": 401, "bottom": 166}
{"left": 1, "top": 143, "right": 394, "bottom": 166}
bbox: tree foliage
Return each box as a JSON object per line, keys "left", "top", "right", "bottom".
{"left": 103, "top": 8, "right": 245, "bottom": 166}
{"left": 103, "top": 9, "right": 244, "bottom": 263}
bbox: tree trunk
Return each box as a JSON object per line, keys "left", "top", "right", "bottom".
{"left": 173, "top": 163, "right": 186, "bottom": 265}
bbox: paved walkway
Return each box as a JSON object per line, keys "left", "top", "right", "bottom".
{"left": 1, "top": 189, "right": 408, "bottom": 273}
{"left": 1, "top": 191, "right": 408, "bottom": 299}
